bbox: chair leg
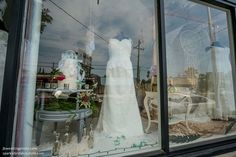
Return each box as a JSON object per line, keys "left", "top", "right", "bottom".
{"left": 185, "top": 101, "right": 194, "bottom": 133}
{"left": 36, "top": 120, "right": 43, "bottom": 146}
{"left": 77, "top": 118, "right": 85, "bottom": 143}
{"left": 144, "top": 101, "right": 151, "bottom": 133}
{"left": 54, "top": 122, "right": 58, "bottom": 131}
{"left": 145, "top": 119, "right": 151, "bottom": 133}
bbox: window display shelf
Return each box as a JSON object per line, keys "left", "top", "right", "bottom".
{"left": 36, "top": 88, "right": 92, "bottom": 93}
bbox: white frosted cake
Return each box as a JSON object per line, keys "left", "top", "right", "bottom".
{"left": 58, "top": 50, "right": 81, "bottom": 90}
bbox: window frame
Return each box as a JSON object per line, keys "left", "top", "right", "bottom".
{"left": 0, "top": 0, "right": 236, "bottom": 156}
{"left": 157, "top": 0, "right": 236, "bottom": 156}
{"left": 0, "top": 0, "right": 27, "bottom": 154}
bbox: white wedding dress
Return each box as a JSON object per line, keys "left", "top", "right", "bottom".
{"left": 96, "top": 38, "right": 144, "bottom": 137}
{"left": 207, "top": 46, "right": 235, "bottom": 119}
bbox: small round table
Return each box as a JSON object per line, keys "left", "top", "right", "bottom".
{"left": 35, "top": 88, "right": 93, "bottom": 146}
{"left": 35, "top": 109, "right": 92, "bottom": 146}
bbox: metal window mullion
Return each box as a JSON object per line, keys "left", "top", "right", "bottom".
{"left": 13, "top": 0, "right": 42, "bottom": 151}
{"left": 156, "top": 0, "right": 169, "bottom": 153}
{"left": 0, "top": 0, "right": 27, "bottom": 154}
{"left": 228, "top": 6, "right": 236, "bottom": 119}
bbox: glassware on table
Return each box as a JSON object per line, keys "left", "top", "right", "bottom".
{"left": 85, "top": 84, "right": 89, "bottom": 90}
{"left": 64, "top": 83, "right": 69, "bottom": 90}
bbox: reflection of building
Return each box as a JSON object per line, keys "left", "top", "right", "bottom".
{"left": 168, "top": 76, "right": 196, "bottom": 88}
{"left": 168, "top": 67, "right": 199, "bottom": 88}
{"left": 169, "top": 71, "right": 216, "bottom": 94}
{"left": 76, "top": 48, "right": 105, "bottom": 94}
{"left": 197, "top": 72, "right": 214, "bottom": 93}
{"left": 75, "top": 48, "right": 92, "bottom": 76}
{"left": 168, "top": 76, "right": 198, "bottom": 88}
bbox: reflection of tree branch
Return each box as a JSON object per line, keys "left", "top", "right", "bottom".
{"left": 41, "top": 1, "right": 53, "bottom": 33}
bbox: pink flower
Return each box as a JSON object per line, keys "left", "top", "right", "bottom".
{"left": 56, "top": 74, "right": 66, "bottom": 81}
{"left": 82, "top": 95, "right": 89, "bottom": 102}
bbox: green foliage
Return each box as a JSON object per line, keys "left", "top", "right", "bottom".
{"left": 50, "top": 68, "right": 62, "bottom": 76}
{"left": 131, "top": 141, "right": 148, "bottom": 148}
{"left": 41, "top": 7, "right": 53, "bottom": 33}
{"left": 44, "top": 99, "right": 76, "bottom": 111}
{"left": 89, "top": 101, "right": 99, "bottom": 117}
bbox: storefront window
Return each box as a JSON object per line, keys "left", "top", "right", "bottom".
{"left": 164, "top": 0, "right": 236, "bottom": 146}
{"left": 14, "top": 0, "right": 160, "bottom": 156}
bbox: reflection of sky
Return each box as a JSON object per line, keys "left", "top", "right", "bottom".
{"left": 39, "top": 0, "right": 155, "bottom": 80}
{"left": 165, "top": 0, "right": 231, "bottom": 77}
{"left": 38, "top": 0, "right": 232, "bottom": 79}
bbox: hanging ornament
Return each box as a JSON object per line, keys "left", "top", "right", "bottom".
{"left": 86, "top": 27, "right": 95, "bottom": 57}
{"left": 86, "top": 0, "right": 95, "bottom": 57}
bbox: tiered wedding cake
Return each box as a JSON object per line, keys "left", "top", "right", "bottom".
{"left": 58, "top": 50, "right": 84, "bottom": 90}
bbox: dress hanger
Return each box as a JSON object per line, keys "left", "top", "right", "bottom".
{"left": 205, "top": 41, "right": 224, "bottom": 52}
{"left": 113, "top": 32, "right": 129, "bottom": 41}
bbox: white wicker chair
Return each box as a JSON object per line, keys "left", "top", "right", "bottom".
{"left": 144, "top": 91, "right": 215, "bottom": 133}
{"left": 143, "top": 91, "right": 158, "bottom": 133}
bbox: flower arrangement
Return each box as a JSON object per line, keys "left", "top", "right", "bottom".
{"left": 50, "top": 68, "right": 66, "bottom": 81}
{"left": 77, "top": 91, "right": 99, "bottom": 115}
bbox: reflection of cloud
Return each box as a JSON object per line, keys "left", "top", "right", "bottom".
{"left": 39, "top": 0, "right": 230, "bottom": 80}
{"left": 165, "top": 0, "right": 230, "bottom": 77}
{"left": 42, "top": 0, "right": 154, "bottom": 46}
{"left": 166, "top": 23, "right": 210, "bottom": 76}
{"left": 165, "top": 0, "right": 196, "bottom": 10}
{"left": 40, "top": 0, "right": 155, "bottom": 79}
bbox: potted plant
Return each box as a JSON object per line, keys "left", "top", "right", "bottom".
{"left": 49, "top": 68, "right": 66, "bottom": 88}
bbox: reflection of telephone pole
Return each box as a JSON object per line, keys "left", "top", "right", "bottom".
{"left": 133, "top": 39, "right": 144, "bottom": 83}
{"left": 208, "top": 7, "right": 219, "bottom": 118}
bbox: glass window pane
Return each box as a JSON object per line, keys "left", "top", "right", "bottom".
{"left": 164, "top": 0, "right": 236, "bottom": 146}
{"left": 14, "top": 0, "right": 160, "bottom": 156}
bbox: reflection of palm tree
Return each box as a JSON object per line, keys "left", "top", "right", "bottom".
{"left": 41, "top": 1, "right": 53, "bottom": 33}
{"left": 146, "top": 70, "right": 150, "bottom": 78}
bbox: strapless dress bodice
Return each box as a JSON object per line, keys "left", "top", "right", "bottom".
{"left": 107, "top": 38, "right": 132, "bottom": 71}
{"left": 108, "top": 38, "right": 132, "bottom": 61}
